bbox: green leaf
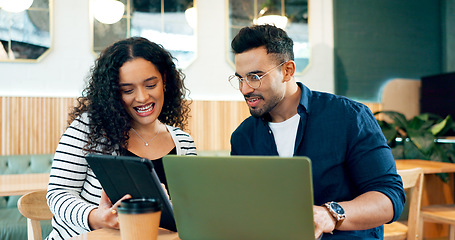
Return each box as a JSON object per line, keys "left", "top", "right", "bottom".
{"left": 438, "top": 144, "right": 455, "bottom": 163}
{"left": 407, "top": 117, "right": 425, "bottom": 131}
{"left": 391, "top": 144, "right": 404, "bottom": 159}
{"left": 376, "top": 110, "right": 455, "bottom": 183}
{"left": 407, "top": 129, "right": 435, "bottom": 155}
{"left": 430, "top": 146, "right": 451, "bottom": 182}
{"left": 415, "top": 113, "right": 431, "bottom": 122}
{"left": 431, "top": 115, "right": 452, "bottom": 136}
{"left": 420, "top": 120, "right": 437, "bottom": 131}
{"left": 402, "top": 141, "right": 427, "bottom": 159}
{"left": 375, "top": 111, "right": 408, "bottom": 129}
{"left": 382, "top": 128, "right": 398, "bottom": 144}
{"left": 376, "top": 119, "right": 391, "bottom": 129}
{"left": 447, "top": 150, "right": 455, "bottom": 163}
{"left": 436, "top": 173, "right": 449, "bottom": 183}
{"left": 430, "top": 145, "right": 444, "bottom": 162}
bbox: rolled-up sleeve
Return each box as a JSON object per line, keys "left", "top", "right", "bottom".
{"left": 346, "top": 104, "right": 406, "bottom": 223}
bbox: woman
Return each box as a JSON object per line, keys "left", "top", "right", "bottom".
{"left": 46, "top": 37, "right": 196, "bottom": 240}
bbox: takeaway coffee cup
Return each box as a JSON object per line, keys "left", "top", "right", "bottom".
{"left": 117, "top": 198, "right": 162, "bottom": 240}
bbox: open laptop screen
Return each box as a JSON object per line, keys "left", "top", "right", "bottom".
{"left": 163, "top": 155, "right": 314, "bottom": 240}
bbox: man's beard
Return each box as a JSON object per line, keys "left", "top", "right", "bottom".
{"left": 249, "top": 107, "right": 265, "bottom": 118}
{"left": 248, "top": 96, "right": 281, "bottom": 118}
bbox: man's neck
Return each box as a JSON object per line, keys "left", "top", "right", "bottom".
{"left": 269, "top": 82, "right": 301, "bottom": 123}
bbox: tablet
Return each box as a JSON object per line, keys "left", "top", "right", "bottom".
{"left": 85, "top": 154, "right": 177, "bottom": 232}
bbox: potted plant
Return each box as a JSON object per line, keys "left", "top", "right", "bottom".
{"left": 374, "top": 111, "right": 455, "bottom": 182}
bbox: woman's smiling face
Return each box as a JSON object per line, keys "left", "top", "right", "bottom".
{"left": 118, "top": 57, "right": 165, "bottom": 128}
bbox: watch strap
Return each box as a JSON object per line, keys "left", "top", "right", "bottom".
{"left": 323, "top": 201, "right": 346, "bottom": 229}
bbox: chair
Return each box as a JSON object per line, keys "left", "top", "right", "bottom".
{"left": 421, "top": 204, "right": 455, "bottom": 240}
{"left": 380, "top": 78, "right": 421, "bottom": 120}
{"left": 17, "top": 190, "right": 53, "bottom": 240}
{"left": 384, "top": 168, "right": 424, "bottom": 240}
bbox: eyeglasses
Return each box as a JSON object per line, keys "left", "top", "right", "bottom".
{"left": 228, "top": 61, "right": 287, "bottom": 90}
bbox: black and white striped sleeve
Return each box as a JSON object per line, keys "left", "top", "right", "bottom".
{"left": 171, "top": 127, "right": 197, "bottom": 156}
{"left": 46, "top": 114, "right": 102, "bottom": 239}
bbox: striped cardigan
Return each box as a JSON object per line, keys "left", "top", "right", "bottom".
{"left": 45, "top": 113, "right": 196, "bottom": 240}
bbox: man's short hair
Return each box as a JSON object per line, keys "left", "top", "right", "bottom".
{"left": 231, "top": 24, "right": 294, "bottom": 62}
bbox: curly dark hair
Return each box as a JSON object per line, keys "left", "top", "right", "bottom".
{"left": 69, "top": 37, "right": 191, "bottom": 154}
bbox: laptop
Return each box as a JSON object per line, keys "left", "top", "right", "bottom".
{"left": 163, "top": 155, "right": 315, "bottom": 240}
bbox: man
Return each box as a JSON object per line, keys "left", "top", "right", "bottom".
{"left": 229, "top": 24, "right": 405, "bottom": 239}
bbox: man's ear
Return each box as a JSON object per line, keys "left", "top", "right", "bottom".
{"left": 282, "top": 60, "right": 296, "bottom": 82}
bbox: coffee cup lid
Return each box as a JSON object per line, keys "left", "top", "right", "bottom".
{"left": 117, "top": 198, "right": 162, "bottom": 214}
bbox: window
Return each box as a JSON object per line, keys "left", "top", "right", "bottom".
{"left": 92, "top": 0, "right": 196, "bottom": 69}
{"left": 0, "top": 0, "right": 52, "bottom": 62}
{"left": 227, "top": 0, "right": 309, "bottom": 73}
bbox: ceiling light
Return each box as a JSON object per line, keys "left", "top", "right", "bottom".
{"left": 0, "top": 0, "right": 34, "bottom": 13}
{"left": 254, "top": 15, "right": 288, "bottom": 29}
{"left": 93, "top": 0, "right": 125, "bottom": 25}
{"left": 185, "top": 7, "right": 196, "bottom": 29}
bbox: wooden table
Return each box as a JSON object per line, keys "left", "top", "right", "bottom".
{"left": 69, "top": 228, "right": 180, "bottom": 240}
{"left": 395, "top": 159, "right": 455, "bottom": 238}
{"left": 0, "top": 173, "right": 49, "bottom": 196}
{"left": 395, "top": 159, "right": 455, "bottom": 174}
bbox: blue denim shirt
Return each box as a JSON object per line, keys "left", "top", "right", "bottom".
{"left": 230, "top": 82, "right": 405, "bottom": 239}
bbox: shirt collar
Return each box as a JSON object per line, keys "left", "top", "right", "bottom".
{"left": 297, "top": 82, "right": 311, "bottom": 114}
{"left": 259, "top": 82, "right": 311, "bottom": 122}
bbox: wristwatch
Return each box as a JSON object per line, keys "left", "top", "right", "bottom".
{"left": 323, "top": 201, "right": 346, "bottom": 229}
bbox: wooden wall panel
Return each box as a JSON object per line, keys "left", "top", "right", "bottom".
{"left": 0, "top": 97, "right": 76, "bottom": 155}
{"left": 187, "top": 101, "right": 250, "bottom": 151}
{"left": 0, "top": 96, "right": 381, "bottom": 155}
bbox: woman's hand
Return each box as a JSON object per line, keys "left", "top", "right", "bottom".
{"left": 88, "top": 190, "right": 131, "bottom": 230}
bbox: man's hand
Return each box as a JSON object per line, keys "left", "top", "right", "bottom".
{"left": 313, "top": 205, "right": 336, "bottom": 239}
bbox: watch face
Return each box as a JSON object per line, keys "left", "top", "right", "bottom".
{"left": 330, "top": 202, "right": 345, "bottom": 214}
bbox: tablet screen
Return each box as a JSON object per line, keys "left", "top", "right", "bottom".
{"left": 85, "top": 154, "right": 177, "bottom": 232}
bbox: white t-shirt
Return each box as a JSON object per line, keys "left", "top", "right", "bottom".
{"left": 268, "top": 113, "right": 300, "bottom": 157}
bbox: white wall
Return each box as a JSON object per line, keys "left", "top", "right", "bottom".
{"left": 0, "top": 0, "right": 334, "bottom": 100}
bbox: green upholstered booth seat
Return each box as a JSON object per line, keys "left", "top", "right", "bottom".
{"left": 0, "top": 154, "right": 54, "bottom": 240}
